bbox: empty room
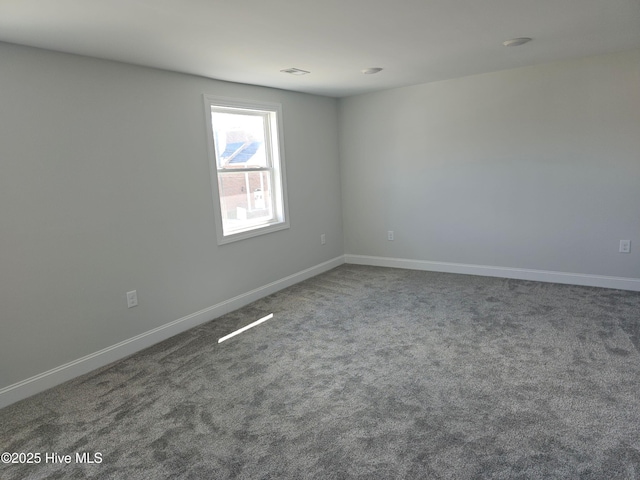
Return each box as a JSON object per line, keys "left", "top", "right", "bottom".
{"left": 1, "top": 1, "right": 640, "bottom": 478}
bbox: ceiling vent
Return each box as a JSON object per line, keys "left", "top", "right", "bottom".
{"left": 502, "top": 37, "right": 532, "bottom": 47}
{"left": 280, "top": 68, "right": 310, "bottom": 75}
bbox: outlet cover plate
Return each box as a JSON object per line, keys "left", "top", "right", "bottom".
{"left": 619, "top": 240, "right": 631, "bottom": 253}
{"left": 127, "top": 290, "right": 138, "bottom": 308}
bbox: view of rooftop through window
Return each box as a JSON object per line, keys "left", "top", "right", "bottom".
{"left": 211, "top": 111, "right": 268, "bottom": 168}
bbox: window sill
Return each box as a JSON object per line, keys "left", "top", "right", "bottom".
{"left": 216, "top": 220, "right": 290, "bottom": 245}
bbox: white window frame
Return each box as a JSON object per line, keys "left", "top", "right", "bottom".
{"left": 203, "top": 95, "right": 290, "bottom": 245}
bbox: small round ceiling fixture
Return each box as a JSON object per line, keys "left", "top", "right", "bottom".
{"left": 502, "top": 37, "right": 532, "bottom": 47}
{"left": 362, "top": 67, "right": 383, "bottom": 74}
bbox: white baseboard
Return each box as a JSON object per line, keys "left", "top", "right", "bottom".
{"left": 0, "top": 255, "right": 345, "bottom": 410}
{"left": 345, "top": 254, "right": 640, "bottom": 292}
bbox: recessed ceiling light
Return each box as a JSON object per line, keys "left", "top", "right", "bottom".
{"left": 280, "top": 68, "right": 310, "bottom": 75}
{"left": 502, "top": 37, "right": 532, "bottom": 47}
{"left": 362, "top": 67, "right": 383, "bottom": 75}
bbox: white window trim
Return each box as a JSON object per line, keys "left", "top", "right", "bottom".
{"left": 203, "top": 95, "right": 290, "bottom": 245}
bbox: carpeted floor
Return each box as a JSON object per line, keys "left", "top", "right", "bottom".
{"left": 2, "top": 264, "right": 640, "bottom": 479}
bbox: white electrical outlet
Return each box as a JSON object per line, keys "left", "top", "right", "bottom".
{"left": 619, "top": 240, "right": 631, "bottom": 254}
{"left": 388, "top": 230, "right": 394, "bottom": 241}
{"left": 321, "top": 233, "right": 326, "bottom": 245}
{"left": 126, "top": 290, "right": 138, "bottom": 308}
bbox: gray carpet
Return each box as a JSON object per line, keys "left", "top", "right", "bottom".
{"left": 2, "top": 264, "right": 640, "bottom": 479}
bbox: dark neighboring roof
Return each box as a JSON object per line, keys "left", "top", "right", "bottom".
{"left": 222, "top": 141, "right": 261, "bottom": 164}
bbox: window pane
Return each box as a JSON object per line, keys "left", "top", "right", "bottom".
{"left": 211, "top": 111, "right": 268, "bottom": 169}
{"left": 218, "top": 170, "right": 274, "bottom": 234}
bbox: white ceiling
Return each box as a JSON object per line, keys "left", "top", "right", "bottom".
{"left": 1, "top": 0, "right": 639, "bottom": 97}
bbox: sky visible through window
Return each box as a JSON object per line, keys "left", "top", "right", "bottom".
{"left": 211, "top": 112, "right": 267, "bottom": 168}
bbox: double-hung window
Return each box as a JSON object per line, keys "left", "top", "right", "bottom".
{"left": 204, "top": 96, "right": 289, "bottom": 244}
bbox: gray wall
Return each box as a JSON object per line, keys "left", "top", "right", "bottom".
{"left": 340, "top": 49, "right": 640, "bottom": 278}
{"left": 0, "top": 42, "right": 343, "bottom": 389}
